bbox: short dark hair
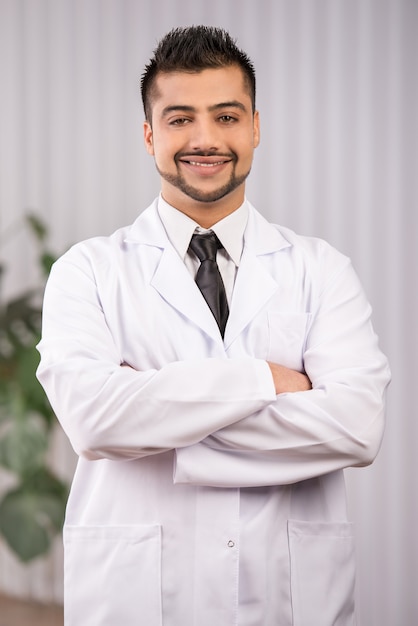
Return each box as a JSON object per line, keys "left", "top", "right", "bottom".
{"left": 141, "top": 25, "right": 256, "bottom": 122}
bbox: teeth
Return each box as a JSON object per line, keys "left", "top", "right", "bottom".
{"left": 188, "top": 161, "right": 225, "bottom": 167}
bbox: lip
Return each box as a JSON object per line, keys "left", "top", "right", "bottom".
{"left": 178, "top": 156, "right": 233, "bottom": 176}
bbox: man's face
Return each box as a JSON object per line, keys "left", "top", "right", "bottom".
{"left": 143, "top": 65, "right": 260, "bottom": 219}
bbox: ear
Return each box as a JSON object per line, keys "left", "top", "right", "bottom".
{"left": 253, "top": 110, "right": 260, "bottom": 148}
{"left": 143, "top": 121, "right": 154, "bottom": 155}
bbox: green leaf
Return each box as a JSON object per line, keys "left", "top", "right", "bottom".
{"left": 0, "top": 415, "right": 48, "bottom": 475}
{"left": 40, "top": 251, "right": 57, "bottom": 276}
{"left": 1, "top": 293, "right": 41, "bottom": 347}
{"left": 16, "top": 343, "right": 40, "bottom": 386}
{"left": 0, "top": 491, "right": 55, "bottom": 562}
{"left": 0, "top": 491, "right": 50, "bottom": 561}
{"left": 0, "top": 341, "right": 54, "bottom": 425}
{"left": 24, "top": 467, "right": 68, "bottom": 530}
{"left": 0, "top": 468, "right": 68, "bottom": 562}
{"left": 25, "top": 214, "right": 48, "bottom": 242}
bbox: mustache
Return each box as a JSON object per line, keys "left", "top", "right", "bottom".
{"left": 175, "top": 150, "right": 237, "bottom": 161}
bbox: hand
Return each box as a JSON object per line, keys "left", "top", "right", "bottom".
{"left": 267, "top": 362, "right": 312, "bottom": 395}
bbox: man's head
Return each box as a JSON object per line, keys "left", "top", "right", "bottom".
{"left": 141, "top": 26, "right": 256, "bottom": 124}
{"left": 141, "top": 26, "right": 260, "bottom": 225}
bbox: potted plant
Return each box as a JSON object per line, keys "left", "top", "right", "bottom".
{"left": 0, "top": 215, "right": 68, "bottom": 563}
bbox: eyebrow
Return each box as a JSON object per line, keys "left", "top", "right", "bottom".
{"left": 161, "top": 100, "right": 248, "bottom": 118}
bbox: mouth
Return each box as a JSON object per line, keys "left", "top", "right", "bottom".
{"left": 186, "top": 160, "right": 229, "bottom": 168}
{"left": 177, "top": 154, "right": 234, "bottom": 176}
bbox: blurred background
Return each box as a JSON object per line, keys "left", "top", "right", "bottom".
{"left": 0, "top": 0, "right": 416, "bottom": 624}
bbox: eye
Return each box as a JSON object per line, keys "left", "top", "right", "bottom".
{"left": 169, "top": 117, "right": 191, "bottom": 126}
{"left": 219, "top": 115, "right": 238, "bottom": 123}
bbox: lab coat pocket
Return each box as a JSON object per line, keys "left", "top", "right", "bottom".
{"left": 288, "top": 520, "right": 356, "bottom": 626}
{"left": 267, "top": 313, "right": 310, "bottom": 370}
{"left": 64, "top": 524, "right": 162, "bottom": 626}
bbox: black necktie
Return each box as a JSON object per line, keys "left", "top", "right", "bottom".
{"left": 189, "top": 232, "right": 229, "bottom": 338}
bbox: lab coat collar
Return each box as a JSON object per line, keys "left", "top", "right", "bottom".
{"left": 124, "top": 199, "right": 292, "bottom": 346}
{"left": 124, "top": 198, "right": 168, "bottom": 248}
{"left": 125, "top": 200, "right": 225, "bottom": 342}
{"left": 126, "top": 198, "right": 290, "bottom": 250}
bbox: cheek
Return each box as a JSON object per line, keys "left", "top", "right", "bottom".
{"left": 151, "top": 133, "right": 179, "bottom": 161}
{"left": 237, "top": 128, "right": 258, "bottom": 155}
{"left": 238, "top": 138, "right": 256, "bottom": 165}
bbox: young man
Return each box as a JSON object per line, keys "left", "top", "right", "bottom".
{"left": 37, "top": 26, "right": 390, "bottom": 625}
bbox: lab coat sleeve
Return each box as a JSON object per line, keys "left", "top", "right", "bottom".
{"left": 174, "top": 258, "right": 391, "bottom": 487}
{"left": 36, "top": 248, "right": 276, "bottom": 461}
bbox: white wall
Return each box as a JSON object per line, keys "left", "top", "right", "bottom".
{"left": 0, "top": 0, "right": 416, "bottom": 623}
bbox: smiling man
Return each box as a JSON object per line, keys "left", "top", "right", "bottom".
{"left": 37, "top": 26, "right": 390, "bottom": 626}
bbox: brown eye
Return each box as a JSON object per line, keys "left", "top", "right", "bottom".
{"left": 219, "top": 115, "right": 237, "bottom": 123}
{"left": 170, "top": 118, "right": 190, "bottom": 126}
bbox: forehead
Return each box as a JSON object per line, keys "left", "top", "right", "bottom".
{"left": 150, "top": 66, "right": 252, "bottom": 113}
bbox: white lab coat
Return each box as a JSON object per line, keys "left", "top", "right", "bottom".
{"left": 37, "top": 199, "right": 390, "bottom": 626}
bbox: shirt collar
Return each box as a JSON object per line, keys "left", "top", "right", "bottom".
{"left": 157, "top": 194, "right": 248, "bottom": 267}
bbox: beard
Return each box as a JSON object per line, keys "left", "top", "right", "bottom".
{"left": 155, "top": 153, "right": 251, "bottom": 204}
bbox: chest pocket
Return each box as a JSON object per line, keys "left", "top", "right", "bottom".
{"left": 267, "top": 312, "right": 310, "bottom": 371}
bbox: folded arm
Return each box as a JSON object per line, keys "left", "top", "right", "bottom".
{"left": 267, "top": 362, "right": 312, "bottom": 394}
{"left": 36, "top": 248, "right": 276, "bottom": 461}
{"left": 174, "top": 260, "right": 391, "bottom": 487}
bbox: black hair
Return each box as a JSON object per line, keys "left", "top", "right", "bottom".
{"left": 141, "top": 25, "right": 256, "bottom": 122}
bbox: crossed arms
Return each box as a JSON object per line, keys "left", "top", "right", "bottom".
{"left": 36, "top": 244, "right": 390, "bottom": 487}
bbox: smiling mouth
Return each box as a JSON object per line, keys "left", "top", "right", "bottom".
{"left": 186, "top": 160, "right": 229, "bottom": 167}
{"left": 177, "top": 153, "right": 234, "bottom": 169}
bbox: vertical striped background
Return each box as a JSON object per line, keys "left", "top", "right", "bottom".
{"left": 0, "top": 1, "right": 417, "bottom": 623}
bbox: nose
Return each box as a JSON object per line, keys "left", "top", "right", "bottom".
{"left": 189, "top": 118, "right": 221, "bottom": 152}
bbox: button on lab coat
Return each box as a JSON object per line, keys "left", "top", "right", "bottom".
{"left": 37, "top": 199, "right": 390, "bottom": 625}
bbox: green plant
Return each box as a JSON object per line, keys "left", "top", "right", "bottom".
{"left": 0, "top": 215, "right": 69, "bottom": 562}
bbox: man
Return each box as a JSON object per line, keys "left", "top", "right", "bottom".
{"left": 37, "top": 26, "right": 390, "bottom": 626}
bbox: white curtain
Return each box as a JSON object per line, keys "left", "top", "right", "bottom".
{"left": 0, "top": 0, "right": 416, "bottom": 623}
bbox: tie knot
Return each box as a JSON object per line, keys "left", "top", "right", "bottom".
{"left": 189, "top": 232, "right": 220, "bottom": 262}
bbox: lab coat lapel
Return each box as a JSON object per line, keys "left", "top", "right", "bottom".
{"left": 224, "top": 206, "right": 292, "bottom": 348}
{"left": 126, "top": 201, "right": 223, "bottom": 343}
{"left": 152, "top": 246, "right": 222, "bottom": 342}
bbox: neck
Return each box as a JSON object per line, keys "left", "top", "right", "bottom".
{"left": 161, "top": 188, "right": 245, "bottom": 229}
{"left": 176, "top": 204, "right": 241, "bottom": 229}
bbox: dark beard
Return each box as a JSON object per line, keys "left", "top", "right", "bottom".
{"left": 156, "top": 155, "right": 251, "bottom": 203}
